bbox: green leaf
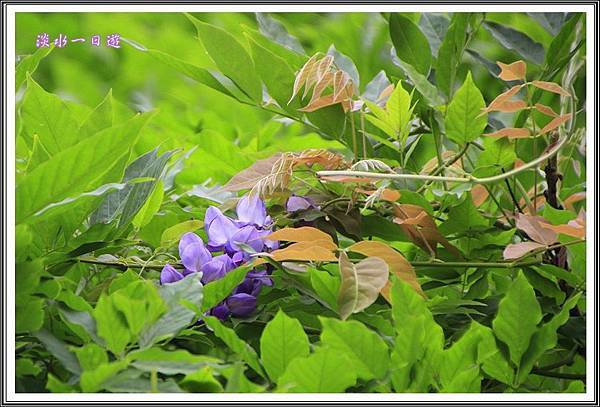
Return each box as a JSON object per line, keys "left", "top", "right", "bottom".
{"left": 179, "top": 366, "right": 224, "bottom": 393}
{"left": 255, "top": 13, "right": 305, "bottom": 54}
{"left": 246, "top": 34, "right": 299, "bottom": 114}
{"left": 260, "top": 310, "right": 310, "bottom": 382}
{"left": 445, "top": 71, "right": 487, "bottom": 145}
{"left": 439, "top": 193, "right": 489, "bottom": 235}
{"left": 483, "top": 21, "right": 545, "bottom": 65}
{"left": 492, "top": 271, "right": 542, "bottom": 365}
{"left": 33, "top": 329, "right": 81, "bottom": 375}
{"left": 80, "top": 360, "right": 128, "bottom": 392}
{"left": 542, "top": 204, "right": 577, "bottom": 225}
{"left": 545, "top": 14, "right": 582, "bottom": 66}
{"left": 139, "top": 273, "right": 203, "bottom": 348}
{"left": 112, "top": 280, "right": 167, "bottom": 336}
{"left": 390, "top": 278, "right": 443, "bottom": 392}
{"left": 16, "top": 112, "right": 154, "bottom": 224}
{"left": 16, "top": 45, "right": 53, "bottom": 89}
{"left": 391, "top": 55, "right": 445, "bottom": 107}
{"left": 128, "top": 347, "right": 221, "bottom": 375}
{"left": 93, "top": 294, "right": 131, "bottom": 355}
{"left": 309, "top": 268, "right": 340, "bottom": 311}
{"left": 15, "top": 358, "right": 42, "bottom": 377}
{"left": 73, "top": 343, "right": 108, "bottom": 371}
{"left": 419, "top": 13, "right": 449, "bottom": 57}
{"left": 16, "top": 298, "right": 45, "bottom": 333}
{"left": 477, "top": 137, "right": 517, "bottom": 169}
{"left": 327, "top": 44, "right": 360, "bottom": 88}
{"left": 476, "top": 323, "right": 515, "bottom": 386}
{"left": 204, "top": 316, "right": 266, "bottom": 378}
{"left": 132, "top": 180, "right": 164, "bottom": 229}
{"left": 389, "top": 13, "right": 432, "bottom": 76}
{"left": 79, "top": 90, "right": 114, "bottom": 138}
{"left": 20, "top": 75, "right": 80, "bottom": 158}
{"left": 436, "top": 14, "right": 469, "bottom": 97}
{"left": 187, "top": 14, "right": 262, "bottom": 103}
{"left": 319, "top": 317, "right": 389, "bottom": 381}
{"left": 278, "top": 348, "right": 357, "bottom": 393}
{"left": 337, "top": 252, "right": 389, "bottom": 320}
{"left": 202, "top": 265, "right": 252, "bottom": 312}
{"left": 517, "top": 293, "right": 582, "bottom": 384}
{"left": 160, "top": 220, "right": 204, "bottom": 248}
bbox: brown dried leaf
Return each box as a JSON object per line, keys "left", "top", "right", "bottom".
{"left": 515, "top": 213, "right": 558, "bottom": 245}
{"left": 484, "top": 128, "right": 531, "bottom": 139}
{"left": 539, "top": 114, "right": 572, "bottom": 135}
{"left": 497, "top": 60, "right": 527, "bottom": 81}
{"left": 348, "top": 241, "right": 424, "bottom": 300}
{"left": 393, "top": 204, "right": 462, "bottom": 258}
{"left": 503, "top": 242, "right": 546, "bottom": 260}
{"left": 531, "top": 80, "right": 571, "bottom": 97}
{"left": 534, "top": 103, "right": 559, "bottom": 117}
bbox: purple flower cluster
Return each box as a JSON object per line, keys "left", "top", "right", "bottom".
{"left": 160, "top": 195, "right": 277, "bottom": 319}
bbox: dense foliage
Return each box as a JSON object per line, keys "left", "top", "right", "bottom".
{"left": 15, "top": 11, "right": 586, "bottom": 394}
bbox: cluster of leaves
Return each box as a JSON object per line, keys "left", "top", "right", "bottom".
{"left": 15, "top": 11, "right": 586, "bottom": 394}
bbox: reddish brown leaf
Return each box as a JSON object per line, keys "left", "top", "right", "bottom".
{"left": 503, "top": 242, "right": 546, "bottom": 260}
{"left": 291, "top": 149, "right": 347, "bottom": 170}
{"left": 534, "top": 103, "right": 558, "bottom": 117}
{"left": 290, "top": 54, "right": 320, "bottom": 102}
{"left": 497, "top": 60, "right": 527, "bottom": 81}
{"left": 393, "top": 204, "right": 462, "bottom": 258}
{"left": 484, "top": 128, "right": 531, "bottom": 139}
{"left": 540, "top": 223, "right": 585, "bottom": 239}
{"left": 471, "top": 185, "right": 489, "bottom": 207}
{"left": 539, "top": 114, "right": 572, "bottom": 135}
{"left": 356, "top": 188, "right": 401, "bottom": 202}
{"left": 223, "top": 153, "right": 283, "bottom": 192}
{"left": 531, "top": 80, "right": 571, "bottom": 97}
{"left": 484, "top": 99, "right": 528, "bottom": 114}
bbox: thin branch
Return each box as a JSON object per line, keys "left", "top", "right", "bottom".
{"left": 530, "top": 369, "right": 585, "bottom": 381}
{"left": 317, "top": 134, "right": 570, "bottom": 185}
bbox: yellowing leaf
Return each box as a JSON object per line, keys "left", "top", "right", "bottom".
{"left": 531, "top": 80, "right": 571, "bottom": 97}
{"left": 484, "top": 128, "right": 531, "bottom": 139}
{"left": 539, "top": 114, "right": 572, "bottom": 135}
{"left": 265, "top": 226, "right": 336, "bottom": 247}
{"left": 497, "top": 60, "right": 527, "bottom": 81}
{"left": 337, "top": 252, "right": 389, "bottom": 320}
{"left": 348, "top": 241, "right": 424, "bottom": 300}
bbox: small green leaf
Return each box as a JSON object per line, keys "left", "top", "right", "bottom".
{"left": 319, "top": 317, "right": 389, "bottom": 381}
{"left": 202, "top": 265, "right": 252, "bottom": 312}
{"left": 80, "top": 360, "right": 128, "bottom": 392}
{"left": 160, "top": 220, "right": 204, "bottom": 248}
{"left": 278, "top": 348, "right": 357, "bottom": 393}
{"left": 132, "top": 180, "right": 164, "bottom": 229}
{"left": 73, "top": 343, "right": 108, "bottom": 371}
{"left": 260, "top": 310, "right": 310, "bottom": 382}
{"left": 79, "top": 90, "right": 114, "bottom": 138}
{"left": 16, "top": 45, "right": 53, "bottom": 89}
{"left": 445, "top": 71, "right": 487, "bottom": 145}
{"left": 492, "top": 271, "right": 542, "bottom": 366}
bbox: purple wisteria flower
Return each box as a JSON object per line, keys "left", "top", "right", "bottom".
{"left": 286, "top": 195, "right": 318, "bottom": 212}
{"left": 160, "top": 194, "right": 278, "bottom": 320}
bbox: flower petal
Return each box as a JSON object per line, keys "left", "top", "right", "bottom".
{"left": 160, "top": 264, "right": 184, "bottom": 285}
{"left": 226, "top": 293, "right": 257, "bottom": 317}
{"left": 236, "top": 195, "right": 267, "bottom": 226}
{"left": 205, "top": 206, "right": 238, "bottom": 248}
{"left": 181, "top": 242, "right": 211, "bottom": 272}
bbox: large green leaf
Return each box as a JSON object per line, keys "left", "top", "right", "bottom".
{"left": 79, "top": 90, "right": 115, "bottom": 139}
{"left": 16, "top": 46, "right": 53, "bottom": 89}
{"left": 16, "top": 112, "right": 153, "bottom": 224}
{"left": 319, "top": 317, "right": 389, "bottom": 381}
{"left": 21, "top": 75, "right": 80, "bottom": 157}
{"left": 419, "top": 13, "right": 449, "bottom": 57}
{"left": 492, "top": 271, "right": 542, "bottom": 365}
{"left": 483, "top": 21, "right": 545, "bottom": 65}
{"left": 277, "top": 348, "right": 357, "bottom": 393}
{"left": 260, "top": 310, "right": 310, "bottom": 382}
{"left": 127, "top": 347, "right": 221, "bottom": 375}
{"left": 436, "top": 13, "right": 469, "bottom": 98}
{"left": 187, "top": 14, "right": 262, "bottom": 103}
{"left": 93, "top": 294, "right": 131, "bottom": 355}
{"left": 33, "top": 329, "right": 82, "bottom": 376}
{"left": 444, "top": 71, "right": 487, "bottom": 145}
{"left": 389, "top": 13, "right": 432, "bottom": 76}
{"left": 255, "top": 13, "right": 305, "bottom": 55}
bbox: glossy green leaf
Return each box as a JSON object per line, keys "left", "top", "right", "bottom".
{"left": 202, "top": 265, "right": 252, "bottom": 312}
{"left": 483, "top": 21, "right": 545, "bottom": 65}
{"left": 445, "top": 71, "right": 487, "bottom": 145}
{"left": 389, "top": 13, "right": 432, "bottom": 76}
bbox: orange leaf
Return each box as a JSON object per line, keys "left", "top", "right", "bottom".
{"left": 497, "top": 60, "right": 527, "bottom": 81}
{"left": 268, "top": 241, "right": 338, "bottom": 262}
{"left": 290, "top": 54, "right": 320, "bottom": 102}
{"left": 348, "top": 241, "right": 424, "bottom": 300}
{"left": 540, "top": 223, "right": 585, "bottom": 239}
{"left": 484, "top": 128, "right": 531, "bottom": 139}
{"left": 356, "top": 188, "right": 401, "bottom": 202}
{"left": 471, "top": 185, "right": 489, "bottom": 207}
{"left": 531, "top": 80, "right": 571, "bottom": 97}
{"left": 223, "top": 153, "right": 283, "bottom": 192}
{"left": 483, "top": 99, "right": 528, "bottom": 114}
{"left": 539, "top": 114, "right": 572, "bottom": 135}
{"left": 563, "top": 192, "right": 586, "bottom": 211}
{"left": 534, "top": 103, "right": 558, "bottom": 117}
{"left": 265, "top": 227, "right": 336, "bottom": 248}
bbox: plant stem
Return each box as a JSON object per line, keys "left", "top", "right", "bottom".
{"left": 530, "top": 369, "right": 585, "bottom": 381}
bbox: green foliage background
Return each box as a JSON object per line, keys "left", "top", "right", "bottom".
{"left": 15, "top": 12, "right": 586, "bottom": 394}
